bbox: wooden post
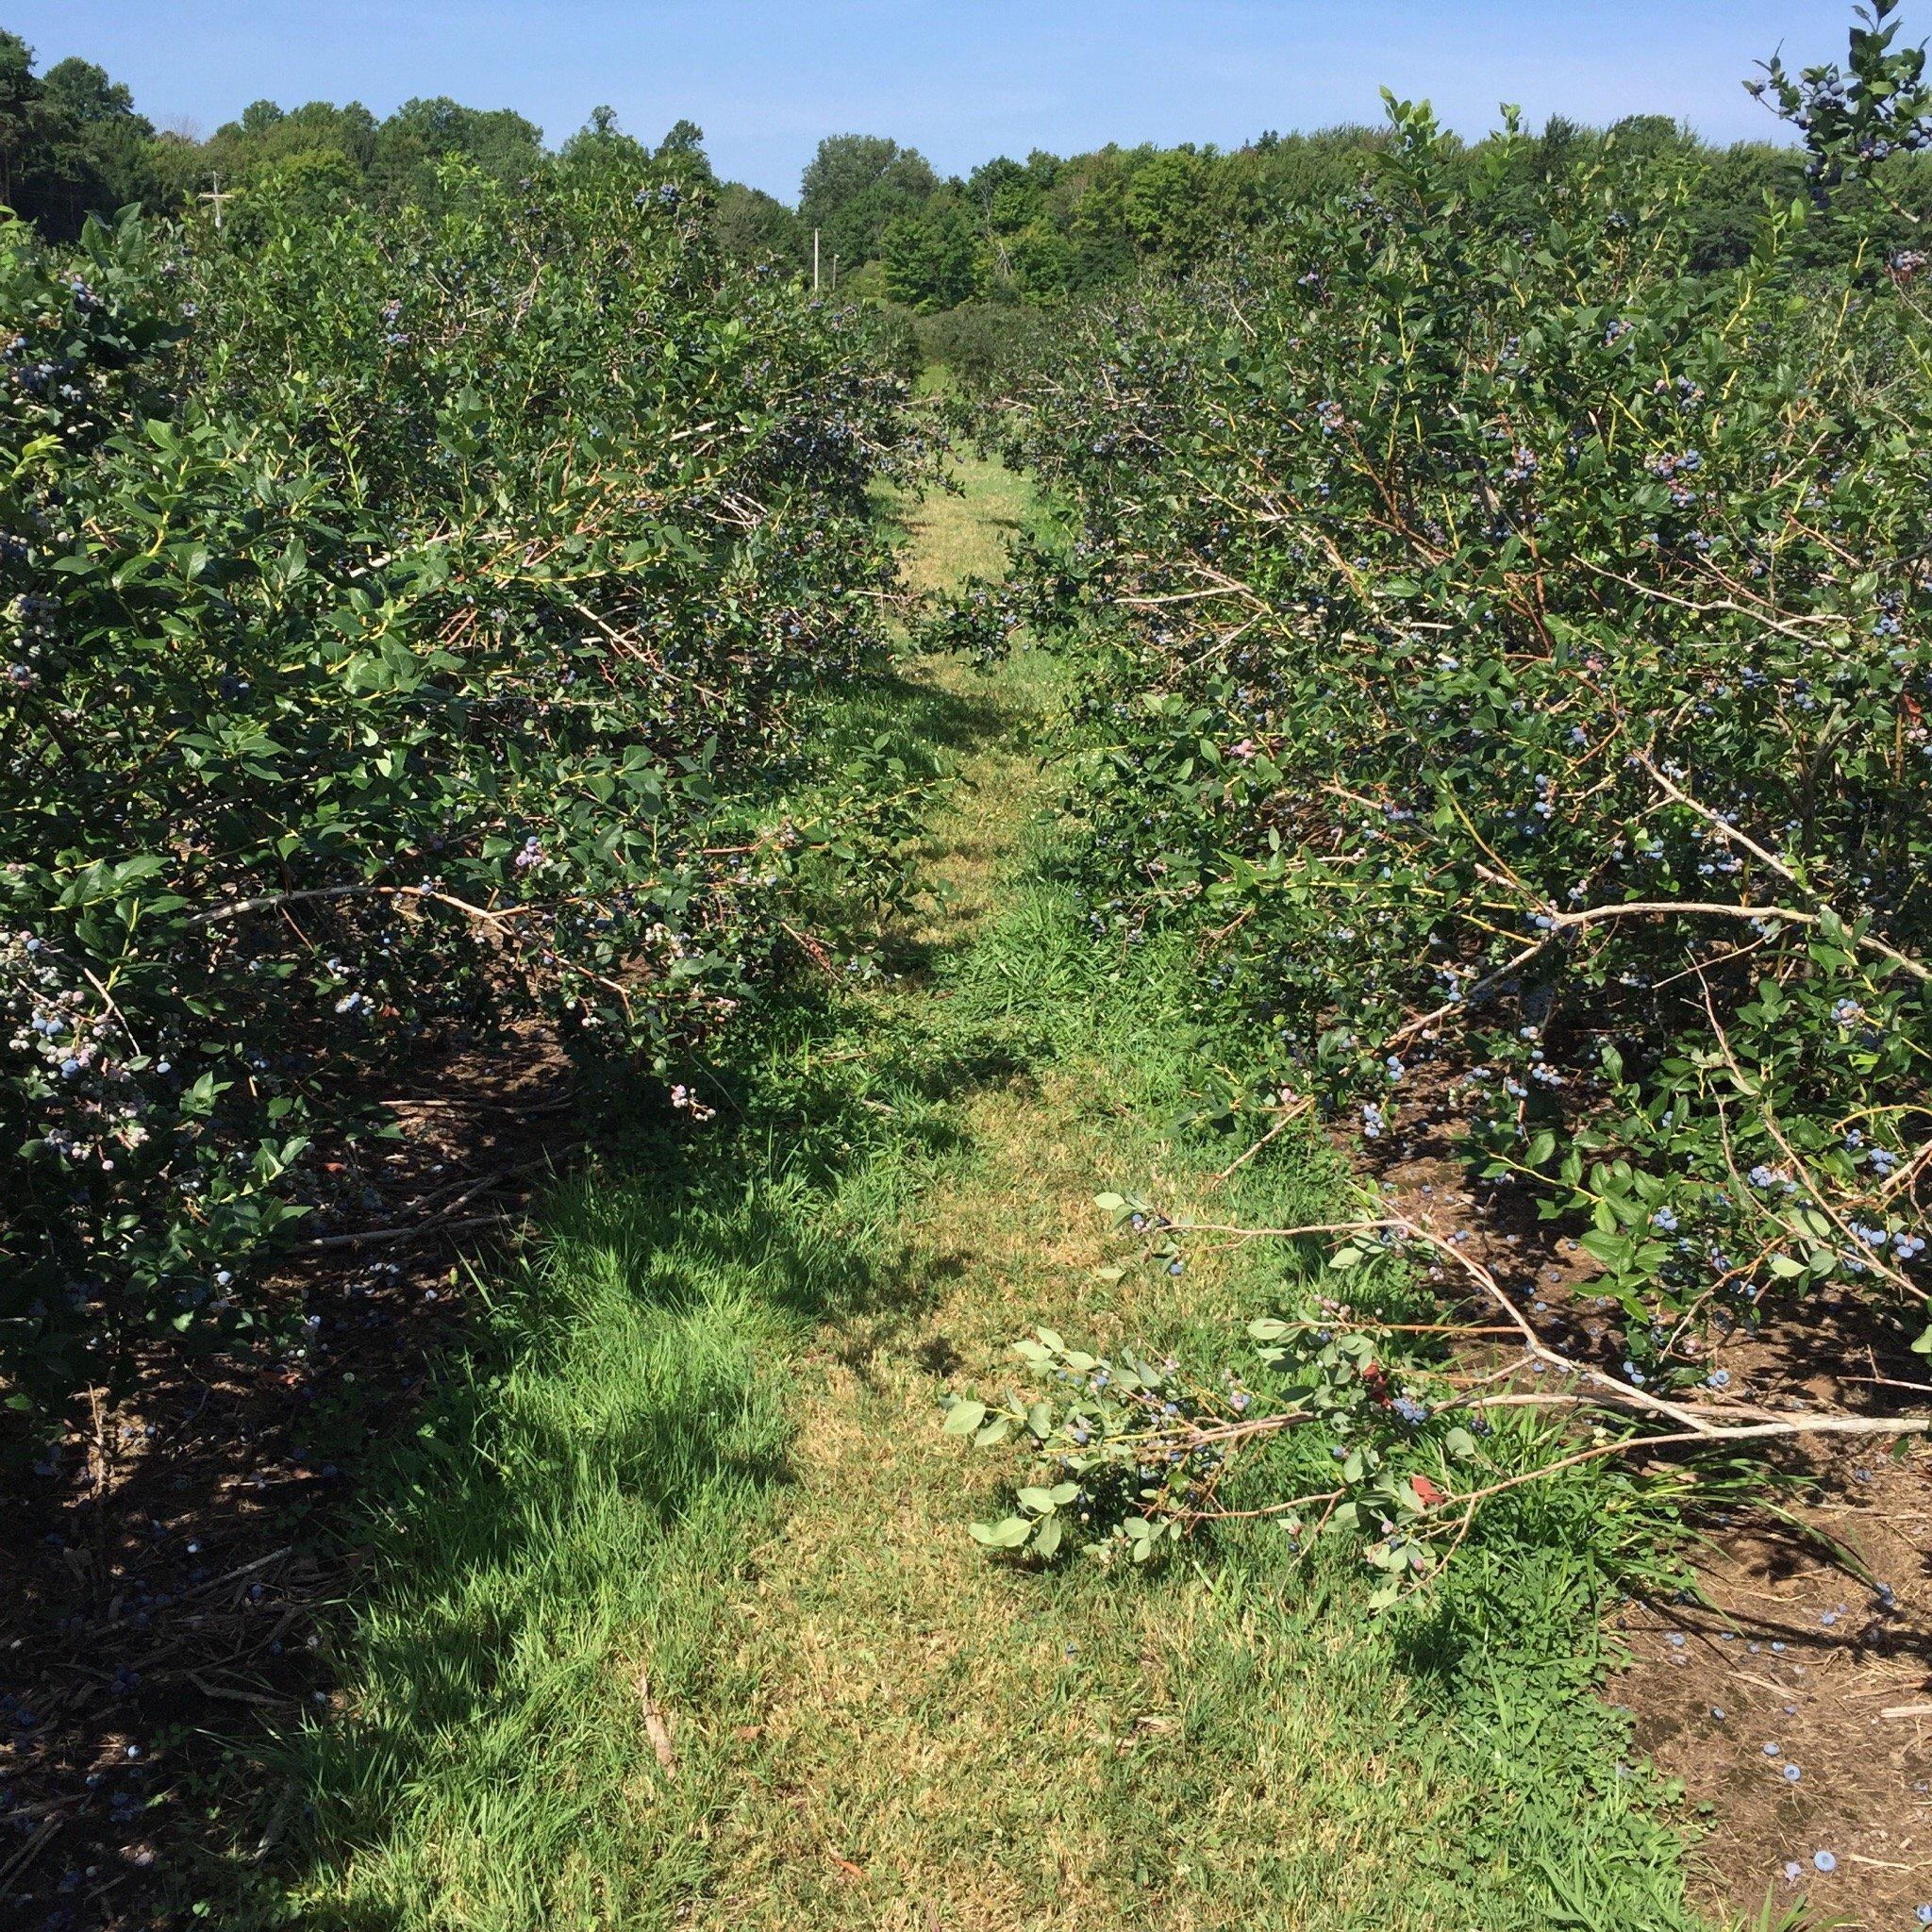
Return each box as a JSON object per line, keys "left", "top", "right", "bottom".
{"left": 200, "top": 173, "right": 234, "bottom": 230}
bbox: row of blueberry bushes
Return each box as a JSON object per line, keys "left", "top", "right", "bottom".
{"left": 1000, "top": 24, "right": 1931, "bottom": 1388}
{"left": 1, "top": 143, "right": 926, "bottom": 1412}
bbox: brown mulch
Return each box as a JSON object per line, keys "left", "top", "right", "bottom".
{"left": 1356, "top": 1108, "right": 1932, "bottom": 1925}
{"left": 1616, "top": 1465, "right": 1931, "bottom": 1924}
{"left": 0, "top": 1044, "right": 579, "bottom": 1932}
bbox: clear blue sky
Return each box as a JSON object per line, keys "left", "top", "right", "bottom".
{"left": 14, "top": 1, "right": 1857, "bottom": 199}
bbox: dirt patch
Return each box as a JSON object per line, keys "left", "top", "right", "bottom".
{"left": 1616, "top": 1457, "right": 1932, "bottom": 1923}
{"left": 1346, "top": 1116, "right": 1932, "bottom": 1924}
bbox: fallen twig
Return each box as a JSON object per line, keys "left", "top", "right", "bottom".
{"left": 303, "top": 1210, "right": 508, "bottom": 1253}
{"left": 1166, "top": 1208, "right": 1931, "bottom": 1453}
{"left": 636, "top": 1671, "right": 676, "bottom": 1776}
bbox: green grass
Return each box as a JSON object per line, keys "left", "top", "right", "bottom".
{"left": 890, "top": 452, "right": 1049, "bottom": 595}
{"left": 213, "top": 458, "right": 1729, "bottom": 1931}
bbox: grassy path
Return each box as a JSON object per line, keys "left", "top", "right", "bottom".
{"left": 265, "top": 458, "right": 1713, "bottom": 1932}
{"left": 700, "top": 462, "right": 1314, "bottom": 1925}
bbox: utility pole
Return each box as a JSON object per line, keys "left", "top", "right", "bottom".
{"left": 812, "top": 227, "right": 820, "bottom": 292}
{"left": 831, "top": 254, "right": 839, "bottom": 291}
{"left": 200, "top": 173, "right": 233, "bottom": 230}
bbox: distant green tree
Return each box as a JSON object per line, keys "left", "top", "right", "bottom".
{"left": 39, "top": 58, "right": 158, "bottom": 218}
{"left": 1535, "top": 113, "right": 1588, "bottom": 177}
{"left": 650, "top": 118, "right": 718, "bottom": 200}
{"left": 0, "top": 39, "right": 158, "bottom": 237}
{"left": 200, "top": 99, "right": 378, "bottom": 189}
{"left": 143, "top": 130, "right": 206, "bottom": 206}
{"left": 369, "top": 97, "right": 543, "bottom": 202}
{"left": 987, "top": 178, "right": 1040, "bottom": 234}
{"left": 967, "top": 155, "right": 1031, "bottom": 222}
{"left": 655, "top": 117, "right": 707, "bottom": 164}
{"left": 1683, "top": 141, "right": 1805, "bottom": 269}
{"left": 1, "top": 15, "right": 1885, "bottom": 301}
{"left": 39, "top": 58, "right": 135, "bottom": 130}
{"left": 232, "top": 147, "right": 362, "bottom": 233}
{"left": 1244, "top": 125, "right": 1385, "bottom": 207}
{"left": 1606, "top": 112, "right": 1693, "bottom": 159}
{"left": 558, "top": 116, "right": 643, "bottom": 174}
{"left": 1002, "top": 220, "right": 1074, "bottom": 302}
{"left": 714, "top": 179, "right": 805, "bottom": 269}
{"left": 1067, "top": 166, "right": 1137, "bottom": 288}
{"left": 1123, "top": 146, "right": 1219, "bottom": 264}
{"left": 799, "top": 134, "right": 938, "bottom": 271}
{"left": 881, "top": 194, "right": 974, "bottom": 308}
{"left": 0, "top": 31, "right": 43, "bottom": 211}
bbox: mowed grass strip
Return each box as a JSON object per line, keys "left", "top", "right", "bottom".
{"left": 700, "top": 873, "right": 1708, "bottom": 1932}
{"left": 245, "top": 457, "right": 1717, "bottom": 1932}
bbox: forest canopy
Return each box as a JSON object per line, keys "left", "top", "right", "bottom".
{"left": 2, "top": 23, "right": 1906, "bottom": 296}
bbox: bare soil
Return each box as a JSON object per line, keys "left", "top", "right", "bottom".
{"left": 1358, "top": 1110, "right": 1932, "bottom": 1925}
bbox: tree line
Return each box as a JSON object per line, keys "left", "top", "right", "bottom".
{"left": 5, "top": 23, "right": 1926, "bottom": 305}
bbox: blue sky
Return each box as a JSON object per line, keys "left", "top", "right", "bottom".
{"left": 15, "top": 2, "right": 1856, "bottom": 198}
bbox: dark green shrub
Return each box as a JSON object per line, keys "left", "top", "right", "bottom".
{"left": 0, "top": 151, "right": 923, "bottom": 1411}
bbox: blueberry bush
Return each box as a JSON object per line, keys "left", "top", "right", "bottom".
{"left": 980, "top": 9, "right": 1932, "bottom": 1462}
{"left": 0, "top": 144, "right": 926, "bottom": 1411}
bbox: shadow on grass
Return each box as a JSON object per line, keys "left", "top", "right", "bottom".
{"left": 842, "top": 654, "right": 1021, "bottom": 758}
{"left": 207, "top": 964, "right": 1041, "bottom": 1927}
{"left": 199, "top": 646, "right": 1059, "bottom": 1925}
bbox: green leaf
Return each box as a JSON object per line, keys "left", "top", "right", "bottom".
{"left": 968, "top": 1516, "right": 1033, "bottom": 1549}
{"left": 941, "top": 1399, "right": 988, "bottom": 1436}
